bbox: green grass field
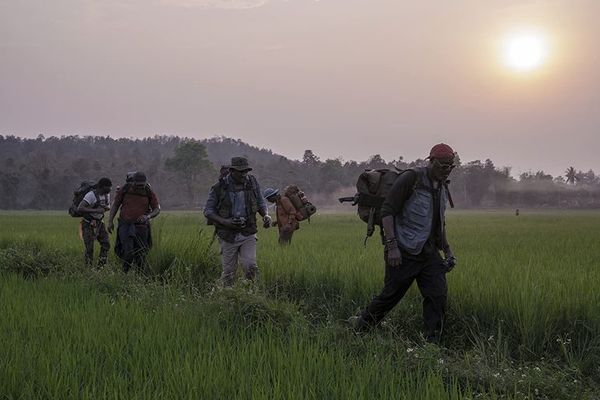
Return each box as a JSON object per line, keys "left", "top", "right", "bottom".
{"left": 1, "top": 211, "right": 599, "bottom": 399}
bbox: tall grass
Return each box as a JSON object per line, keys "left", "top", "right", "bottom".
{"left": 0, "top": 210, "right": 599, "bottom": 398}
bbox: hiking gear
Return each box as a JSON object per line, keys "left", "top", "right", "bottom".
{"left": 229, "top": 157, "right": 253, "bottom": 172}
{"left": 428, "top": 143, "right": 455, "bottom": 160}
{"left": 121, "top": 182, "right": 153, "bottom": 200}
{"left": 283, "top": 185, "right": 316, "bottom": 221}
{"left": 213, "top": 175, "right": 260, "bottom": 243}
{"left": 341, "top": 167, "right": 454, "bottom": 244}
{"left": 68, "top": 181, "right": 96, "bottom": 217}
{"left": 344, "top": 168, "right": 406, "bottom": 242}
{"left": 394, "top": 167, "right": 450, "bottom": 255}
{"left": 263, "top": 187, "right": 279, "bottom": 199}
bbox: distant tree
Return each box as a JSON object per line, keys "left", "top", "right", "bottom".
{"left": 534, "top": 171, "right": 553, "bottom": 181}
{"left": 302, "top": 150, "right": 320, "bottom": 166}
{"left": 320, "top": 158, "right": 344, "bottom": 190}
{"left": 565, "top": 166, "right": 577, "bottom": 185}
{"left": 577, "top": 169, "right": 598, "bottom": 186}
{"left": 393, "top": 156, "right": 408, "bottom": 170}
{"left": 71, "top": 158, "right": 91, "bottom": 176}
{"left": 365, "top": 154, "right": 387, "bottom": 169}
{"left": 165, "top": 140, "right": 214, "bottom": 207}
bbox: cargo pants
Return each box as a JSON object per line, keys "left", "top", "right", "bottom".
{"left": 82, "top": 220, "right": 110, "bottom": 268}
{"left": 218, "top": 234, "right": 259, "bottom": 286}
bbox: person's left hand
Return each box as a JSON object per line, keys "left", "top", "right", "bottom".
{"left": 136, "top": 215, "right": 150, "bottom": 224}
{"left": 262, "top": 215, "right": 272, "bottom": 228}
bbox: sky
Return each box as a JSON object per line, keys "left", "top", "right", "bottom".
{"left": 1, "top": 0, "right": 599, "bottom": 177}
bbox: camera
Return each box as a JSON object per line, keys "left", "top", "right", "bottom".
{"left": 231, "top": 216, "right": 247, "bottom": 228}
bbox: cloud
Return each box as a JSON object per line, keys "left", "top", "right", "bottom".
{"left": 158, "top": 0, "right": 270, "bottom": 9}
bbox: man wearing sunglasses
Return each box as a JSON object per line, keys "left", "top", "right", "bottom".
{"left": 353, "top": 143, "right": 457, "bottom": 343}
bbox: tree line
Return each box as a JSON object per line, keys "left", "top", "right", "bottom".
{"left": 1, "top": 135, "right": 599, "bottom": 210}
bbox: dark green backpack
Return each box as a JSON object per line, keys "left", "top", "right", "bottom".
{"left": 340, "top": 168, "right": 454, "bottom": 244}
{"left": 355, "top": 168, "right": 406, "bottom": 239}
{"left": 68, "top": 181, "right": 96, "bottom": 217}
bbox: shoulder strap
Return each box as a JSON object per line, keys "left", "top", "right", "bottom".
{"left": 122, "top": 183, "right": 152, "bottom": 201}
{"left": 444, "top": 182, "right": 455, "bottom": 208}
{"left": 246, "top": 175, "right": 258, "bottom": 192}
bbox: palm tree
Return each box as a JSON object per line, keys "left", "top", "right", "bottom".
{"left": 565, "top": 166, "right": 577, "bottom": 185}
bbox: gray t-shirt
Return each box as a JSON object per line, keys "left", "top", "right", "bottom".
{"left": 81, "top": 191, "right": 110, "bottom": 221}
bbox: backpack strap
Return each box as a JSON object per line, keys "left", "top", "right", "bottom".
{"left": 444, "top": 181, "right": 454, "bottom": 208}
{"left": 122, "top": 183, "right": 153, "bottom": 201}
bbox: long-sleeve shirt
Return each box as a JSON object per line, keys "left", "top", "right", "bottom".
{"left": 203, "top": 175, "right": 268, "bottom": 218}
{"left": 381, "top": 169, "right": 447, "bottom": 256}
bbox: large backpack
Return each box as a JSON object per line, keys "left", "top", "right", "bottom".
{"left": 341, "top": 168, "right": 454, "bottom": 244}
{"left": 355, "top": 169, "right": 406, "bottom": 240}
{"left": 120, "top": 182, "right": 153, "bottom": 206}
{"left": 283, "top": 185, "right": 317, "bottom": 221}
{"left": 68, "top": 181, "right": 96, "bottom": 217}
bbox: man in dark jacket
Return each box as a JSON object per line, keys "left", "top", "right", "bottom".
{"left": 353, "top": 143, "right": 457, "bottom": 343}
{"left": 204, "top": 157, "right": 272, "bottom": 286}
{"left": 107, "top": 172, "right": 160, "bottom": 273}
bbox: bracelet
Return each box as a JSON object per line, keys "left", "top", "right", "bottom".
{"left": 385, "top": 237, "right": 396, "bottom": 244}
{"left": 385, "top": 241, "right": 399, "bottom": 250}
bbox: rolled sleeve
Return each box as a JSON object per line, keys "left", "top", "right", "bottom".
{"left": 203, "top": 187, "right": 219, "bottom": 217}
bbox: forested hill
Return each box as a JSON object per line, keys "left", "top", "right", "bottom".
{"left": 1, "top": 135, "right": 599, "bottom": 210}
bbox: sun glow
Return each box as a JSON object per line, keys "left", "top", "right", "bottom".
{"left": 502, "top": 29, "right": 550, "bottom": 72}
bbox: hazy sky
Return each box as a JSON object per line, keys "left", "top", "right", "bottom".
{"left": 1, "top": 0, "right": 599, "bottom": 177}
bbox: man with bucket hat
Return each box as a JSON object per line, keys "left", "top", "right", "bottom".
{"left": 204, "top": 157, "right": 272, "bottom": 286}
{"left": 264, "top": 187, "right": 304, "bottom": 245}
{"left": 352, "top": 143, "right": 457, "bottom": 343}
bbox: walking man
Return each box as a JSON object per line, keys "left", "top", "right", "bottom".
{"left": 204, "top": 157, "right": 272, "bottom": 286}
{"left": 264, "top": 187, "right": 303, "bottom": 245}
{"left": 107, "top": 172, "right": 160, "bottom": 273}
{"left": 77, "top": 177, "right": 112, "bottom": 268}
{"left": 353, "top": 143, "right": 458, "bottom": 343}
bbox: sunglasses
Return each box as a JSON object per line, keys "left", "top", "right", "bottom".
{"left": 432, "top": 159, "right": 456, "bottom": 171}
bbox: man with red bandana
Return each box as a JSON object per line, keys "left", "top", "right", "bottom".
{"left": 352, "top": 143, "right": 457, "bottom": 343}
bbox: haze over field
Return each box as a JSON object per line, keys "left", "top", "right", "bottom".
{"left": 1, "top": 0, "right": 599, "bottom": 177}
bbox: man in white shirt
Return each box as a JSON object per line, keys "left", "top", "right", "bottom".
{"left": 77, "top": 177, "right": 112, "bottom": 268}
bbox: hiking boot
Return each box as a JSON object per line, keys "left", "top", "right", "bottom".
{"left": 348, "top": 315, "right": 370, "bottom": 333}
{"left": 424, "top": 331, "right": 442, "bottom": 345}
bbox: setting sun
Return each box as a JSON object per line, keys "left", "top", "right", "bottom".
{"left": 502, "top": 29, "right": 550, "bottom": 72}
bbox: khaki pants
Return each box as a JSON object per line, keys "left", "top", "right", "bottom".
{"left": 82, "top": 220, "right": 110, "bottom": 268}
{"left": 219, "top": 235, "right": 258, "bottom": 286}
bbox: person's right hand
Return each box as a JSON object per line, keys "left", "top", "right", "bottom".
{"left": 107, "top": 221, "right": 114, "bottom": 234}
{"left": 386, "top": 246, "right": 402, "bottom": 266}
